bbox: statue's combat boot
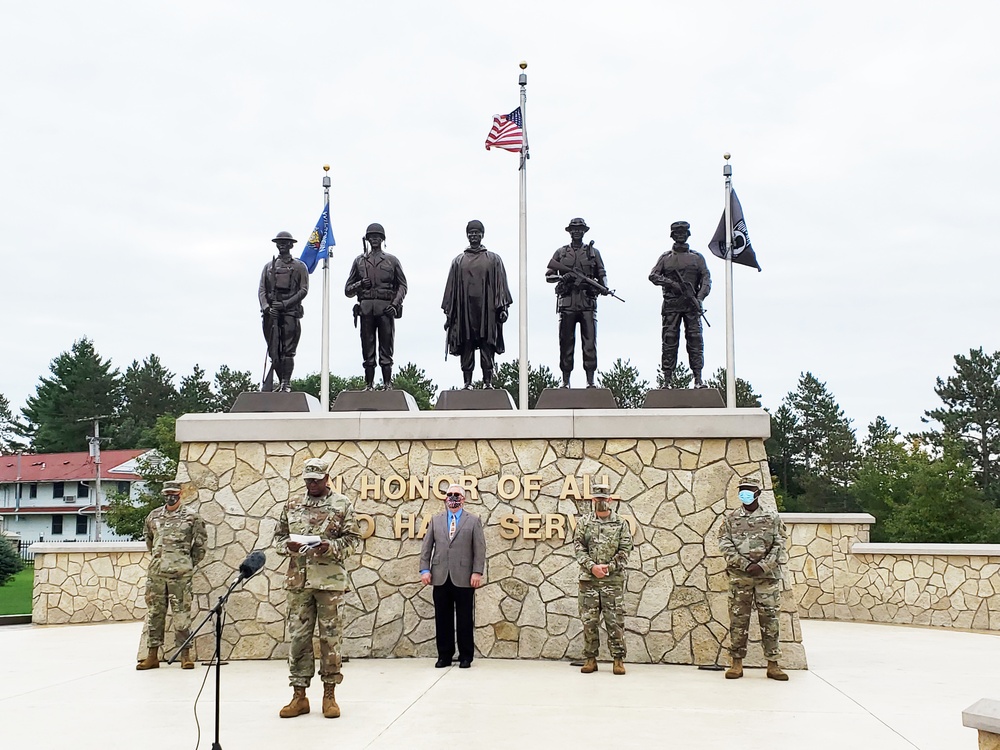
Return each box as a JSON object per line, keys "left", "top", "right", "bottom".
{"left": 463, "top": 371, "right": 474, "bottom": 390}
{"left": 364, "top": 366, "right": 376, "bottom": 391}
{"left": 381, "top": 365, "right": 393, "bottom": 390}
{"left": 483, "top": 370, "right": 494, "bottom": 389}
{"left": 561, "top": 371, "right": 571, "bottom": 388}
{"left": 585, "top": 369, "right": 596, "bottom": 389}
{"left": 692, "top": 370, "right": 707, "bottom": 389}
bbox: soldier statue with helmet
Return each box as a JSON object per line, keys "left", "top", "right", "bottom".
{"left": 648, "top": 220, "right": 712, "bottom": 388}
{"left": 345, "top": 222, "right": 408, "bottom": 389}
{"left": 545, "top": 217, "right": 610, "bottom": 388}
{"left": 258, "top": 231, "right": 310, "bottom": 392}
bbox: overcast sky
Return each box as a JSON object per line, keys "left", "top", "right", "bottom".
{"left": 3, "top": 1, "right": 998, "bottom": 438}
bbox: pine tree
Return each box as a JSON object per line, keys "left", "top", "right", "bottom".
{"left": 0, "top": 394, "right": 26, "bottom": 454}
{"left": 392, "top": 363, "right": 438, "bottom": 410}
{"left": 597, "top": 359, "right": 650, "bottom": 409}
{"left": 656, "top": 363, "right": 693, "bottom": 389}
{"left": 491, "top": 361, "right": 559, "bottom": 409}
{"left": 20, "top": 338, "right": 122, "bottom": 452}
{"left": 118, "top": 355, "right": 179, "bottom": 447}
{"left": 178, "top": 365, "right": 217, "bottom": 413}
{"left": 919, "top": 348, "right": 1000, "bottom": 504}
{"left": 213, "top": 365, "right": 256, "bottom": 412}
{"left": 705, "top": 367, "right": 763, "bottom": 407}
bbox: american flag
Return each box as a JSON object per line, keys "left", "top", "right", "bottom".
{"left": 485, "top": 107, "right": 523, "bottom": 152}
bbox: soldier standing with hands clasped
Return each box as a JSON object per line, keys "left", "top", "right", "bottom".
{"left": 274, "top": 458, "right": 361, "bottom": 719}
{"left": 574, "top": 482, "right": 633, "bottom": 675}
{"left": 136, "top": 480, "right": 207, "bottom": 671}
{"left": 717, "top": 477, "right": 789, "bottom": 681}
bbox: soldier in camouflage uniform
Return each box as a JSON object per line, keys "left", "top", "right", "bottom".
{"left": 274, "top": 458, "right": 361, "bottom": 719}
{"left": 573, "top": 482, "right": 633, "bottom": 675}
{"left": 137, "top": 480, "right": 207, "bottom": 671}
{"left": 717, "top": 477, "right": 789, "bottom": 681}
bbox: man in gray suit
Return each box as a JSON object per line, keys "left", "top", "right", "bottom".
{"left": 419, "top": 483, "right": 486, "bottom": 668}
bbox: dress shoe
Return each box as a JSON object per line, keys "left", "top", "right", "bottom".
{"left": 459, "top": 660, "right": 471, "bottom": 669}
{"left": 435, "top": 659, "right": 452, "bottom": 668}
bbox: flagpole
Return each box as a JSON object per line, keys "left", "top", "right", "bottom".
{"left": 723, "top": 153, "right": 736, "bottom": 409}
{"left": 517, "top": 61, "right": 529, "bottom": 410}
{"left": 320, "top": 165, "right": 332, "bottom": 411}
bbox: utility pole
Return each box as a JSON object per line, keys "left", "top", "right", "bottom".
{"left": 81, "top": 416, "right": 112, "bottom": 541}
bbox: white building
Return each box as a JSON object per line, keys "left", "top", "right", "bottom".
{"left": 0, "top": 450, "right": 150, "bottom": 542}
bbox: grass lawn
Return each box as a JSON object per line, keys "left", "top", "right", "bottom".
{"left": 0, "top": 566, "right": 34, "bottom": 615}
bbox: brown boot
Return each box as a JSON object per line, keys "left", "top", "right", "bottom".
{"left": 766, "top": 661, "right": 788, "bottom": 681}
{"left": 322, "top": 683, "right": 341, "bottom": 719}
{"left": 580, "top": 657, "right": 598, "bottom": 674}
{"left": 613, "top": 658, "right": 626, "bottom": 675}
{"left": 180, "top": 649, "right": 194, "bottom": 670}
{"left": 136, "top": 647, "right": 159, "bottom": 671}
{"left": 725, "top": 658, "right": 743, "bottom": 679}
{"left": 279, "top": 687, "right": 310, "bottom": 718}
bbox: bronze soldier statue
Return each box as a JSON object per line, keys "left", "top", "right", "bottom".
{"left": 545, "top": 218, "right": 609, "bottom": 388}
{"left": 345, "top": 223, "right": 408, "bottom": 390}
{"left": 442, "top": 220, "right": 512, "bottom": 389}
{"left": 259, "top": 231, "right": 309, "bottom": 392}
{"left": 649, "top": 221, "right": 712, "bottom": 388}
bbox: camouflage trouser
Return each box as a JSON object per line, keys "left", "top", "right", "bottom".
{"left": 727, "top": 574, "right": 781, "bottom": 660}
{"left": 144, "top": 574, "right": 193, "bottom": 649}
{"left": 579, "top": 579, "right": 626, "bottom": 659}
{"left": 286, "top": 589, "right": 345, "bottom": 688}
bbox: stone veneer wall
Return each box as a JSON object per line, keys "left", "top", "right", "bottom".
{"left": 783, "top": 515, "right": 1000, "bottom": 629}
{"left": 31, "top": 543, "right": 148, "bottom": 624}
{"left": 171, "top": 409, "right": 806, "bottom": 668}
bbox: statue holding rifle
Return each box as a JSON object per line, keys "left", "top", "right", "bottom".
{"left": 545, "top": 218, "right": 621, "bottom": 389}
{"left": 648, "top": 221, "right": 712, "bottom": 388}
{"left": 259, "top": 231, "right": 309, "bottom": 392}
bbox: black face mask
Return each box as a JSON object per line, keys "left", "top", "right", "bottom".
{"left": 163, "top": 496, "right": 180, "bottom": 508}
{"left": 594, "top": 499, "right": 610, "bottom": 513}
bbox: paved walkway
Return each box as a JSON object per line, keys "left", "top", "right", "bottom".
{"left": 0, "top": 619, "right": 994, "bottom": 749}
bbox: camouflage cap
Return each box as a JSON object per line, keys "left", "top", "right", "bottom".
{"left": 466, "top": 219, "right": 485, "bottom": 232}
{"left": 303, "top": 458, "right": 329, "bottom": 479}
{"left": 737, "top": 476, "right": 762, "bottom": 491}
{"left": 591, "top": 482, "right": 611, "bottom": 498}
{"left": 162, "top": 481, "right": 182, "bottom": 495}
{"left": 565, "top": 217, "right": 590, "bottom": 232}
{"left": 670, "top": 221, "right": 691, "bottom": 233}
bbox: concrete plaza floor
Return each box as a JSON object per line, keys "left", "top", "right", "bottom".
{"left": 0, "top": 619, "right": 995, "bottom": 749}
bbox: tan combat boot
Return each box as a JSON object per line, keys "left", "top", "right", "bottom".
{"left": 322, "top": 683, "right": 341, "bottom": 719}
{"left": 279, "top": 687, "right": 310, "bottom": 718}
{"left": 580, "top": 657, "right": 598, "bottom": 674}
{"left": 613, "top": 659, "right": 626, "bottom": 675}
{"left": 180, "top": 650, "right": 194, "bottom": 670}
{"left": 725, "top": 658, "right": 743, "bottom": 679}
{"left": 136, "top": 647, "right": 160, "bottom": 671}
{"left": 766, "top": 661, "right": 788, "bottom": 681}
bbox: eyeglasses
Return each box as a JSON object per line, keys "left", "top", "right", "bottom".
{"left": 304, "top": 477, "right": 325, "bottom": 484}
{"left": 446, "top": 493, "right": 464, "bottom": 499}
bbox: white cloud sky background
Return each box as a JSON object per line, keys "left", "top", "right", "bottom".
{"left": 3, "top": 1, "right": 998, "bottom": 437}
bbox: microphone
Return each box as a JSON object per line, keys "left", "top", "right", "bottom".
{"left": 235, "top": 550, "right": 266, "bottom": 584}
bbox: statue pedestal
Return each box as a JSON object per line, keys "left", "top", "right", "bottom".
{"left": 535, "top": 387, "right": 618, "bottom": 409}
{"left": 643, "top": 388, "right": 725, "bottom": 408}
{"left": 229, "top": 391, "right": 322, "bottom": 413}
{"left": 332, "top": 389, "right": 419, "bottom": 412}
{"left": 435, "top": 388, "right": 515, "bottom": 410}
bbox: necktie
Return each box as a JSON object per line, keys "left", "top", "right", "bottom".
{"left": 449, "top": 515, "right": 456, "bottom": 540}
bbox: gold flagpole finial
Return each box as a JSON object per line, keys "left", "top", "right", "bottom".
{"left": 519, "top": 61, "right": 527, "bottom": 70}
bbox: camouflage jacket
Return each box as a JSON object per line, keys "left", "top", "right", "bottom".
{"left": 717, "top": 505, "right": 786, "bottom": 579}
{"left": 573, "top": 511, "right": 633, "bottom": 583}
{"left": 274, "top": 489, "right": 361, "bottom": 592}
{"left": 144, "top": 505, "right": 207, "bottom": 578}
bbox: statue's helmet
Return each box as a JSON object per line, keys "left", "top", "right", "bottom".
{"left": 272, "top": 231, "right": 298, "bottom": 244}
{"left": 565, "top": 217, "right": 590, "bottom": 233}
{"left": 466, "top": 219, "right": 485, "bottom": 233}
{"left": 365, "top": 223, "right": 386, "bottom": 239}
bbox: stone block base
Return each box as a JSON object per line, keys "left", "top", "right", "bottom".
{"left": 435, "top": 389, "right": 516, "bottom": 410}
{"left": 535, "top": 387, "right": 618, "bottom": 409}
{"left": 230, "top": 392, "right": 322, "bottom": 413}
{"left": 332, "top": 389, "right": 419, "bottom": 412}
{"left": 643, "top": 389, "right": 725, "bottom": 408}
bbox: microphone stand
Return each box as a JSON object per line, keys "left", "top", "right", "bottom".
{"left": 170, "top": 576, "right": 245, "bottom": 750}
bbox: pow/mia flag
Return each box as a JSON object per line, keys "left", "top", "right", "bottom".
{"left": 708, "top": 189, "right": 761, "bottom": 271}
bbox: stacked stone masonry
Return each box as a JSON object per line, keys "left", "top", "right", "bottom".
{"left": 172, "top": 437, "right": 806, "bottom": 668}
